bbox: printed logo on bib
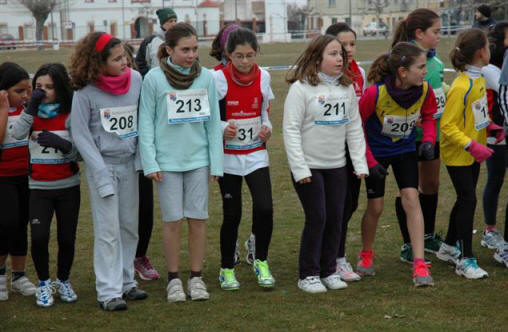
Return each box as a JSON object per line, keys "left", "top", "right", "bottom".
{"left": 472, "top": 95, "right": 489, "bottom": 131}
{"left": 100, "top": 105, "right": 138, "bottom": 139}
{"left": 433, "top": 88, "right": 446, "bottom": 119}
{"left": 381, "top": 113, "right": 419, "bottom": 138}
{"left": 314, "top": 94, "right": 350, "bottom": 125}
{"left": 1, "top": 115, "right": 28, "bottom": 149}
{"left": 225, "top": 117, "right": 263, "bottom": 150}
{"left": 167, "top": 89, "right": 210, "bottom": 124}
{"left": 29, "top": 130, "right": 70, "bottom": 164}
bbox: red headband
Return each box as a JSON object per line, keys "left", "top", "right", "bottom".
{"left": 95, "top": 33, "right": 113, "bottom": 52}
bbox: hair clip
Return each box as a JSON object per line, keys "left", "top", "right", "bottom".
{"left": 385, "top": 52, "right": 391, "bottom": 58}
{"left": 401, "top": 55, "right": 407, "bottom": 62}
{"left": 455, "top": 47, "right": 461, "bottom": 51}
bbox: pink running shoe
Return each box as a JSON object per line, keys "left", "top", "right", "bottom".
{"left": 134, "top": 256, "right": 160, "bottom": 280}
{"left": 356, "top": 250, "right": 376, "bottom": 276}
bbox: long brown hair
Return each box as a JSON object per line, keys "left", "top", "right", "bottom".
{"left": 69, "top": 32, "right": 121, "bottom": 90}
{"left": 392, "top": 8, "right": 440, "bottom": 48}
{"left": 286, "top": 34, "right": 351, "bottom": 86}
{"left": 450, "top": 28, "right": 488, "bottom": 72}
{"left": 368, "top": 42, "right": 425, "bottom": 83}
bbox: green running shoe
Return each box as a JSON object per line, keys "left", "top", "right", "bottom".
{"left": 253, "top": 259, "right": 275, "bottom": 288}
{"left": 219, "top": 268, "right": 240, "bottom": 291}
{"left": 400, "top": 243, "right": 432, "bottom": 266}
{"left": 424, "top": 233, "right": 443, "bottom": 253}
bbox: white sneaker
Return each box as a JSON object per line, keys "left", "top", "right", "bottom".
{"left": 321, "top": 273, "right": 348, "bottom": 290}
{"left": 187, "top": 277, "right": 210, "bottom": 301}
{"left": 11, "top": 275, "right": 36, "bottom": 296}
{"left": 481, "top": 229, "right": 504, "bottom": 250}
{"left": 436, "top": 243, "right": 461, "bottom": 265}
{"left": 493, "top": 242, "right": 508, "bottom": 268}
{"left": 0, "top": 275, "right": 7, "bottom": 301}
{"left": 166, "top": 278, "right": 186, "bottom": 303}
{"left": 297, "top": 276, "right": 327, "bottom": 294}
{"left": 54, "top": 279, "right": 77, "bottom": 302}
{"left": 455, "top": 258, "right": 489, "bottom": 279}
{"left": 35, "top": 279, "right": 55, "bottom": 307}
{"left": 336, "top": 259, "right": 361, "bottom": 282}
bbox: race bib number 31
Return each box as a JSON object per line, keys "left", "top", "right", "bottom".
{"left": 167, "top": 89, "right": 211, "bottom": 124}
{"left": 381, "top": 113, "right": 419, "bottom": 139}
{"left": 472, "top": 95, "right": 489, "bottom": 131}
{"left": 225, "top": 117, "right": 263, "bottom": 150}
{"left": 29, "top": 130, "right": 70, "bottom": 164}
{"left": 100, "top": 105, "right": 138, "bottom": 139}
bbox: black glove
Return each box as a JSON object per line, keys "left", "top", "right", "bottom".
{"left": 418, "top": 141, "right": 435, "bottom": 160}
{"left": 368, "top": 164, "right": 388, "bottom": 180}
{"left": 37, "top": 130, "right": 72, "bottom": 154}
{"left": 26, "top": 88, "right": 46, "bottom": 116}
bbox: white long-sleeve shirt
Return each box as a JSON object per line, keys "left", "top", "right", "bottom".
{"left": 283, "top": 80, "right": 368, "bottom": 182}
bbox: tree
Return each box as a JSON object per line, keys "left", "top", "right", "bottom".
{"left": 18, "top": 0, "right": 57, "bottom": 43}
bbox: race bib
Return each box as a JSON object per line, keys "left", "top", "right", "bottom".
{"left": 314, "top": 94, "right": 350, "bottom": 125}
{"left": 225, "top": 117, "right": 263, "bottom": 150}
{"left": 1, "top": 115, "right": 28, "bottom": 149}
{"left": 29, "top": 130, "right": 70, "bottom": 164}
{"left": 472, "top": 95, "right": 489, "bottom": 131}
{"left": 433, "top": 87, "right": 446, "bottom": 119}
{"left": 381, "top": 113, "right": 419, "bottom": 138}
{"left": 100, "top": 105, "right": 138, "bottom": 139}
{"left": 167, "top": 89, "right": 210, "bottom": 124}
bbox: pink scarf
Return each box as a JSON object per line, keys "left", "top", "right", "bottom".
{"left": 95, "top": 67, "right": 132, "bottom": 95}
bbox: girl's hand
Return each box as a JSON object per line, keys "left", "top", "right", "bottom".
{"left": 146, "top": 171, "right": 163, "bottom": 182}
{"left": 258, "top": 125, "right": 271, "bottom": 142}
{"left": 210, "top": 176, "right": 219, "bottom": 182}
{"left": 224, "top": 122, "right": 237, "bottom": 140}
{"left": 0, "top": 90, "right": 9, "bottom": 110}
{"left": 356, "top": 173, "right": 367, "bottom": 179}
{"left": 298, "top": 177, "right": 311, "bottom": 184}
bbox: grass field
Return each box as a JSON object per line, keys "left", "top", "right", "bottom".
{"left": 1, "top": 39, "right": 508, "bottom": 331}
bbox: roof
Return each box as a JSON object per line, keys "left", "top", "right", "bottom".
{"left": 198, "top": 0, "right": 220, "bottom": 8}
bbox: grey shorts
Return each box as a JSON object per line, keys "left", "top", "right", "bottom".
{"left": 157, "top": 167, "right": 209, "bottom": 222}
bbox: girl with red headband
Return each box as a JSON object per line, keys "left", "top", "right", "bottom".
{"left": 69, "top": 32, "right": 147, "bottom": 311}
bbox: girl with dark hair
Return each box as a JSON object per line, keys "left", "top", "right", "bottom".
{"left": 325, "top": 22, "right": 365, "bottom": 282}
{"left": 210, "top": 24, "right": 241, "bottom": 70}
{"left": 438, "top": 29, "right": 492, "bottom": 279}
{"left": 284, "top": 35, "right": 367, "bottom": 293}
{"left": 12, "top": 63, "right": 80, "bottom": 307}
{"left": 0, "top": 62, "right": 36, "bottom": 301}
{"left": 139, "top": 22, "right": 223, "bottom": 302}
{"left": 358, "top": 42, "right": 436, "bottom": 287}
{"left": 70, "top": 32, "right": 147, "bottom": 311}
{"left": 213, "top": 28, "right": 275, "bottom": 290}
{"left": 479, "top": 22, "right": 508, "bottom": 255}
{"left": 391, "top": 8, "right": 446, "bottom": 262}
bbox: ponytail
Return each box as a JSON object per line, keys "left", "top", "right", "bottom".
{"left": 450, "top": 28, "right": 487, "bottom": 72}
{"left": 368, "top": 42, "right": 425, "bottom": 83}
{"left": 391, "top": 8, "right": 440, "bottom": 48}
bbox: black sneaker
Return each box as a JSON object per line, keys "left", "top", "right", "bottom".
{"left": 99, "top": 297, "right": 127, "bottom": 311}
{"left": 400, "top": 243, "right": 432, "bottom": 266}
{"left": 123, "top": 287, "right": 148, "bottom": 301}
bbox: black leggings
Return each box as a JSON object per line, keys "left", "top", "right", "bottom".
{"left": 0, "top": 175, "right": 29, "bottom": 257}
{"left": 482, "top": 144, "right": 508, "bottom": 241}
{"left": 293, "top": 167, "right": 347, "bottom": 280}
{"left": 219, "top": 167, "right": 273, "bottom": 268}
{"left": 445, "top": 163, "right": 480, "bottom": 258}
{"left": 30, "top": 186, "right": 80, "bottom": 281}
{"left": 337, "top": 153, "right": 361, "bottom": 258}
{"left": 136, "top": 174, "right": 154, "bottom": 258}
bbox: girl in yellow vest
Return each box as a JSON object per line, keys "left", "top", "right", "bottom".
{"left": 438, "top": 29, "right": 496, "bottom": 279}
{"left": 358, "top": 42, "right": 437, "bottom": 287}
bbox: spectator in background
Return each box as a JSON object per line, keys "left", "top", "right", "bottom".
{"left": 474, "top": 4, "right": 496, "bottom": 31}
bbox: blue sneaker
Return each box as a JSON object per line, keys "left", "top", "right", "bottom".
{"left": 36, "top": 279, "right": 55, "bottom": 307}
